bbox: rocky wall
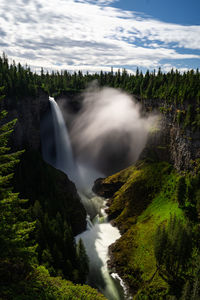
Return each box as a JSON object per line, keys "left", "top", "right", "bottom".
{"left": 137, "top": 96, "right": 200, "bottom": 171}
{"left": 0, "top": 90, "right": 50, "bottom": 151}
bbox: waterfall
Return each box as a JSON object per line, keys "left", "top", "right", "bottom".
{"left": 41, "top": 96, "right": 127, "bottom": 300}
{"left": 42, "top": 96, "right": 78, "bottom": 182}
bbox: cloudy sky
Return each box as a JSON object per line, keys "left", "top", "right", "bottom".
{"left": 0, "top": 0, "right": 200, "bottom": 73}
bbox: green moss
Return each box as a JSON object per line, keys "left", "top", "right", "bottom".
{"left": 103, "top": 165, "right": 137, "bottom": 184}
{"left": 106, "top": 161, "right": 186, "bottom": 297}
{"left": 138, "top": 173, "right": 183, "bottom": 223}
{"left": 105, "top": 161, "right": 172, "bottom": 231}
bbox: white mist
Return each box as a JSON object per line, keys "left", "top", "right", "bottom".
{"left": 70, "top": 84, "right": 157, "bottom": 176}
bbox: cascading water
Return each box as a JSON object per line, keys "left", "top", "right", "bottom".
{"left": 41, "top": 96, "right": 127, "bottom": 300}
{"left": 76, "top": 195, "right": 126, "bottom": 300}
{"left": 41, "top": 97, "right": 78, "bottom": 183}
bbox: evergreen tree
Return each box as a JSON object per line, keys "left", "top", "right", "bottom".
{"left": 76, "top": 238, "right": 89, "bottom": 283}
{"left": 154, "top": 215, "right": 193, "bottom": 289}
{"left": 0, "top": 92, "right": 36, "bottom": 290}
{"left": 181, "top": 281, "right": 191, "bottom": 300}
{"left": 175, "top": 176, "right": 187, "bottom": 206}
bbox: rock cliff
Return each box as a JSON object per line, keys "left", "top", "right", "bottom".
{"left": 1, "top": 90, "right": 49, "bottom": 151}
{"left": 137, "top": 97, "right": 200, "bottom": 171}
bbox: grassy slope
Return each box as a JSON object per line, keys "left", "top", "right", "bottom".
{"left": 104, "top": 161, "right": 185, "bottom": 298}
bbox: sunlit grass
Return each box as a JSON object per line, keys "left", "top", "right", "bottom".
{"left": 104, "top": 160, "right": 186, "bottom": 297}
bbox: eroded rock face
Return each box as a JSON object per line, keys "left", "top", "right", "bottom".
{"left": 1, "top": 91, "right": 49, "bottom": 151}
{"left": 92, "top": 178, "right": 123, "bottom": 198}
{"left": 137, "top": 97, "right": 200, "bottom": 172}
{"left": 170, "top": 127, "right": 200, "bottom": 171}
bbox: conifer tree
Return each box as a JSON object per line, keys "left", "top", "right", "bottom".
{"left": 76, "top": 238, "right": 89, "bottom": 283}
{"left": 175, "top": 176, "right": 186, "bottom": 206}
{"left": 154, "top": 215, "right": 192, "bottom": 285}
{"left": 181, "top": 281, "right": 191, "bottom": 300}
{"left": 0, "top": 91, "right": 36, "bottom": 288}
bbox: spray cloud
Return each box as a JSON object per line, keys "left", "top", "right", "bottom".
{"left": 70, "top": 83, "right": 158, "bottom": 176}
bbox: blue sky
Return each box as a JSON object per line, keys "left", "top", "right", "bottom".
{"left": 113, "top": 0, "right": 200, "bottom": 26}
{"left": 0, "top": 0, "right": 199, "bottom": 73}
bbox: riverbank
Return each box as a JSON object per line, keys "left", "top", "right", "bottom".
{"left": 93, "top": 160, "right": 190, "bottom": 298}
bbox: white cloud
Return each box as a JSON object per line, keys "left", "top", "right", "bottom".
{"left": 76, "top": 0, "right": 118, "bottom": 5}
{"left": 161, "top": 64, "right": 192, "bottom": 74}
{"left": 0, "top": 0, "right": 199, "bottom": 72}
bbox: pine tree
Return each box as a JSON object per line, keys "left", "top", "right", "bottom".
{"left": 154, "top": 215, "right": 192, "bottom": 285}
{"left": 191, "top": 277, "right": 200, "bottom": 300}
{"left": 76, "top": 238, "right": 89, "bottom": 283}
{"left": 181, "top": 281, "right": 191, "bottom": 300}
{"left": 175, "top": 176, "right": 186, "bottom": 206}
{"left": 0, "top": 92, "right": 36, "bottom": 288}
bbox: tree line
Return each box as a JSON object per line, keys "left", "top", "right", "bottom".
{"left": 1, "top": 53, "right": 199, "bottom": 130}
{"left": 0, "top": 53, "right": 199, "bottom": 105}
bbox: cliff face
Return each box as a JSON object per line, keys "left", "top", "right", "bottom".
{"left": 1, "top": 91, "right": 49, "bottom": 151}
{"left": 169, "top": 126, "right": 200, "bottom": 171}
{"left": 138, "top": 97, "right": 200, "bottom": 172}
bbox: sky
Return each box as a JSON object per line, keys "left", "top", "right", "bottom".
{"left": 0, "top": 0, "right": 200, "bottom": 74}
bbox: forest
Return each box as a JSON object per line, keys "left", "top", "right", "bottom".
{"left": 0, "top": 53, "right": 199, "bottom": 104}
{"left": 0, "top": 53, "right": 200, "bottom": 300}
{"left": 0, "top": 52, "right": 199, "bottom": 131}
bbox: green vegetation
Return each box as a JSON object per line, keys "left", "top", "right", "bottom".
{"left": 106, "top": 161, "right": 174, "bottom": 231}
{"left": 102, "top": 160, "right": 200, "bottom": 299}
{"left": 3, "top": 265, "right": 106, "bottom": 300}
{"left": 0, "top": 93, "right": 37, "bottom": 292}
{"left": 13, "top": 150, "right": 88, "bottom": 282}
{"left": 0, "top": 53, "right": 200, "bottom": 129}
{"left": 154, "top": 216, "right": 192, "bottom": 291}
{"left": 76, "top": 239, "right": 90, "bottom": 283}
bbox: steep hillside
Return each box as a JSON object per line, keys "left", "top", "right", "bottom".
{"left": 94, "top": 160, "right": 200, "bottom": 298}
{"left": 13, "top": 150, "right": 87, "bottom": 282}
{"left": 13, "top": 150, "right": 87, "bottom": 235}
{"left": 93, "top": 95, "right": 200, "bottom": 298}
